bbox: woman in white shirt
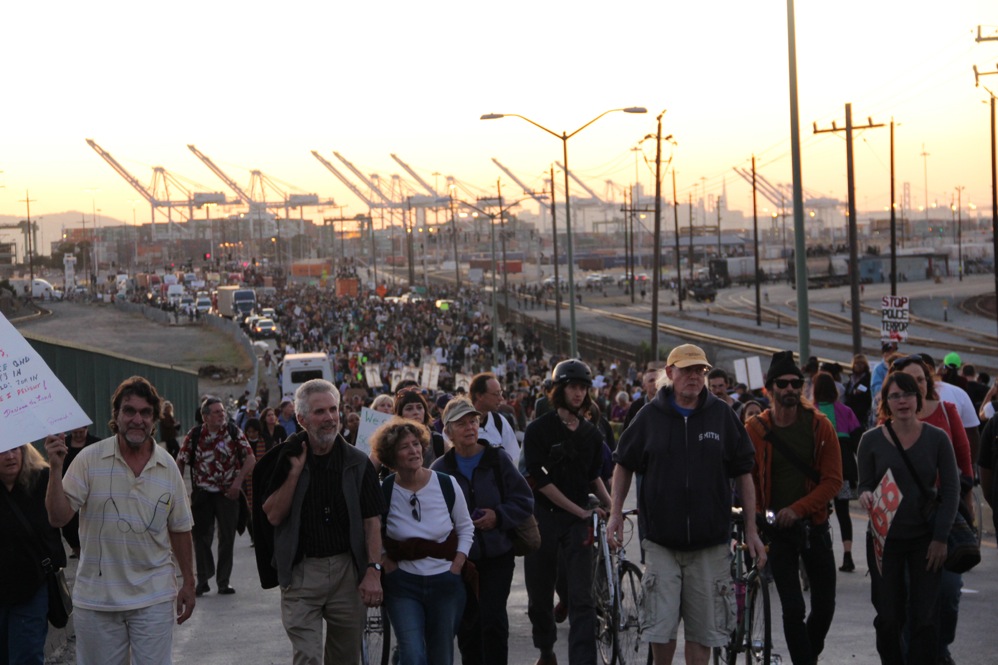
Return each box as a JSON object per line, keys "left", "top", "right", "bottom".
{"left": 372, "top": 418, "right": 473, "bottom": 665}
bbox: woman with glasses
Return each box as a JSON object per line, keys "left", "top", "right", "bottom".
{"left": 858, "top": 372, "right": 959, "bottom": 665}
{"left": 371, "top": 418, "right": 473, "bottom": 665}
{"left": 888, "top": 355, "right": 974, "bottom": 665}
{"left": 431, "top": 398, "right": 534, "bottom": 665}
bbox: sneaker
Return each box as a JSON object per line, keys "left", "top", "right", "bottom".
{"left": 218, "top": 586, "right": 236, "bottom": 595}
{"left": 195, "top": 582, "right": 210, "bottom": 597}
{"left": 839, "top": 552, "right": 855, "bottom": 573}
{"left": 534, "top": 654, "right": 558, "bottom": 665}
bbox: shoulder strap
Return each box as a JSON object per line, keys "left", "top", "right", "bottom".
{"left": 434, "top": 470, "right": 456, "bottom": 516}
{"left": 381, "top": 473, "right": 396, "bottom": 510}
{"left": 884, "top": 421, "right": 933, "bottom": 499}
{"left": 492, "top": 411, "right": 504, "bottom": 434}
{"left": 489, "top": 448, "right": 507, "bottom": 503}
{"left": 762, "top": 419, "right": 821, "bottom": 484}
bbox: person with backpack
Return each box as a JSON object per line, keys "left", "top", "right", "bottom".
{"left": 178, "top": 396, "right": 256, "bottom": 596}
{"left": 431, "top": 398, "right": 534, "bottom": 665}
{"left": 372, "top": 417, "right": 474, "bottom": 665}
{"left": 469, "top": 372, "right": 520, "bottom": 462}
{"left": 393, "top": 390, "right": 447, "bottom": 465}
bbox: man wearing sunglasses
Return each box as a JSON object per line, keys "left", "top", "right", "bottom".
{"left": 745, "top": 351, "right": 842, "bottom": 665}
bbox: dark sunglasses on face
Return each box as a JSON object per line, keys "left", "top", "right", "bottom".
{"left": 890, "top": 354, "right": 925, "bottom": 371}
{"left": 773, "top": 378, "right": 804, "bottom": 390}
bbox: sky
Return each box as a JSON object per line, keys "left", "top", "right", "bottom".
{"left": 1, "top": 0, "right": 996, "bottom": 250}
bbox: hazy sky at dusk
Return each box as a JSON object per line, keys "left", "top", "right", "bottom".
{"left": 1, "top": 0, "right": 995, "bottom": 247}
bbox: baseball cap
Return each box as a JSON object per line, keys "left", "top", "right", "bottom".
{"left": 442, "top": 398, "right": 481, "bottom": 426}
{"left": 943, "top": 352, "right": 962, "bottom": 369}
{"left": 666, "top": 344, "right": 712, "bottom": 369}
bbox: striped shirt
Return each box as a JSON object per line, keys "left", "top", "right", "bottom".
{"left": 63, "top": 436, "right": 193, "bottom": 612}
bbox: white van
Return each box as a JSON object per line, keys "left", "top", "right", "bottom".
{"left": 280, "top": 353, "right": 333, "bottom": 401}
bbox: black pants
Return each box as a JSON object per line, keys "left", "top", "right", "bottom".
{"left": 868, "top": 532, "right": 940, "bottom": 665}
{"left": 524, "top": 507, "right": 596, "bottom": 665}
{"left": 768, "top": 521, "right": 836, "bottom": 665}
{"left": 458, "top": 550, "right": 516, "bottom": 665}
{"left": 191, "top": 489, "right": 238, "bottom": 587}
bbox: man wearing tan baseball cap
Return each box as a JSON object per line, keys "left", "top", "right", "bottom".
{"left": 610, "top": 343, "right": 764, "bottom": 664}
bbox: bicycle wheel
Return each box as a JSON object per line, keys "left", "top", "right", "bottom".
{"left": 593, "top": 544, "right": 619, "bottom": 665}
{"left": 744, "top": 575, "right": 771, "bottom": 665}
{"left": 362, "top": 605, "right": 391, "bottom": 665}
{"left": 616, "top": 561, "right": 652, "bottom": 665}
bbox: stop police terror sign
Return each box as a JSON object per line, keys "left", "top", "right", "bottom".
{"left": 881, "top": 295, "right": 909, "bottom": 342}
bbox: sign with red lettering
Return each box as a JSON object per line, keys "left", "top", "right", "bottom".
{"left": 0, "top": 313, "right": 91, "bottom": 453}
{"left": 869, "top": 468, "right": 902, "bottom": 575}
{"left": 881, "top": 295, "right": 909, "bottom": 343}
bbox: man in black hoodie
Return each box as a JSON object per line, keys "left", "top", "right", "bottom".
{"left": 610, "top": 344, "right": 765, "bottom": 665}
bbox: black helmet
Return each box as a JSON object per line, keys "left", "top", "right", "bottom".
{"left": 552, "top": 359, "right": 593, "bottom": 386}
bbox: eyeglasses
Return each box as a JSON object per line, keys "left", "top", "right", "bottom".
{"left": 121, "top": 405, "right": 155, "bottom": 419}
{"left": 886, "top": 391, "right": 918, "bottom": 402}
{"left": 773, "top": 378, "right": 805, "bottom": 390}
{"left": 409, "top": 493, "right": 421, "bottom": 522}
{"left": 674, "top": 366, "right": 709, "bottom": 376}
{"left": 487, "top": 391, "right": 504, "bottom": 398}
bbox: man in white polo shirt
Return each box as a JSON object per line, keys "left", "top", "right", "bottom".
{"left": 45, "top": 376, "right": 195, "bottom": 665}
{"left": 469, "top": 371, "right": 520, "bottom": 461}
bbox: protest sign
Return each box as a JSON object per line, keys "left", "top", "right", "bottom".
{"left": 0, "top": 312, "right": 91, "bottom": 453}
{"left": 355, "top": 406, "right": 393, "bottom": 456}
{"left": 881, "top": 295, "right": 909, "bottom": 343}
{"left": 869, "top": 468, "right": 903, "bottom": 575}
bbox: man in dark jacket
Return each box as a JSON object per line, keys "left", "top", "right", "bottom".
{"left": 609, "top": 344, "right": 765, "bottom": 665}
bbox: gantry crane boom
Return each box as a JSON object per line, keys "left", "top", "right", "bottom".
{"left": 554, "top": 161, "right": 603, "bottom": 203}
{"left": 333, "top": 152, "right": 395, "bottom": 206}
{"left": 312, "top": 151, "right": 387, "bottom": 208}
{"left": 732, "top": 166, "right": 785, "bottom": 210}
{"left": 187, "top": 144, "right": 255, "bottom": 205}
{"left": 390, "top": 154, "right": 438, "bottom": 197}
{"left": 86, "top": 139, "right": 158, "bottom": 203}
{"left": 490, "top": 159, "right": 549, "bottom": 206}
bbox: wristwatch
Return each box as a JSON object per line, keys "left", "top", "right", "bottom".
{"left": 367, "top": 562, "right": 383, "bottom": 572}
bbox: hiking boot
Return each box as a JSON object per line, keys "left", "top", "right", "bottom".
{"left": 839, "top": 552, "right": 855, "bottom": 572}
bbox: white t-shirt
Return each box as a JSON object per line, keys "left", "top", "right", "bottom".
{"left": 936, "top": 382, "right": 980, "bottom": 428}
{"left": 478, "top": 412, "right": 520, "bottom": 462}
{"left": 385, "top": 473, "right": 473, "bottom": 576}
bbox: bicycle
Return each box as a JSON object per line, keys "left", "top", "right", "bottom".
{"left": 713, "top": 507, "right": 778, "bottom": 665}
{"left": 592, "top": 500, "right": 651, "bottom": 665}
{"left": 361, "top": 604, "right": 391, "bottom": 665}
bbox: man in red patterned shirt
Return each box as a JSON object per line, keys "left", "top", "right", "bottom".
{"left": 178, "top": 397, "right": 256, "bottom": 596}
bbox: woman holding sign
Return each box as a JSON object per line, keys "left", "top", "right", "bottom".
{"left": 857, "top": 372, "right": 959, "bottom": 665}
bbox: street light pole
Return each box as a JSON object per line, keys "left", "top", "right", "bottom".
{"left": 481, "top": 107, "right": 647, "bottom": 357}
{"left": 956, "top": 185, "right": 964, "bottom": 281}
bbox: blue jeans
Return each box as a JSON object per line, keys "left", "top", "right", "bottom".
{"left": 0, "top": 584, "right": 48, "bottom": 665}
{"left": 383, "top": 568, "right": 465, "bottom": 665}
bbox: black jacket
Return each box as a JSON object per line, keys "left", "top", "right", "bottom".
{"left": 615, "top": 385, "right": 756, "bottom": 551}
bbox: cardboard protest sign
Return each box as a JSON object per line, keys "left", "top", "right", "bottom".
{"left": 881, "top": 295, "right": 909, "bottom": 343}
{"left": 355, "top": 406, "right": 393, "bottom": 456}
{"left": 0, "top": 312, "right": 91, "bottom": 453}
{"left": 869, "top": 468, "right": 903, "bottom": 575}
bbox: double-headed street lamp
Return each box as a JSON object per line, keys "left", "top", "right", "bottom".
{"left": 481, "top": 107, "right": 647, "bottom": 358}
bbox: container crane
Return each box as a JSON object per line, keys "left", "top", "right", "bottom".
{"left": 86, "top": 139, "right": 228, "bottom": 239}
{"left": 489, "top": 159, "right": 549, "bottom": 206}
{"left": 554, "top": 161, "right": 604, "bottom": 204}
{"left": 311, "top": 150, "right": 394, "bottom": 209}
{"left": 333, "top": 152, "right": 396, "bottom": 207}
{"left": 187, "top": 144, "right": 257, "bottom": 209}
{"left": 390, "top": 154, "right": 439, "bottom": 198}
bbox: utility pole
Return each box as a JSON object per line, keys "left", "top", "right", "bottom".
{"left": 550, "top": 167, "right": 563, "bottom": 355}
{"left": 672, "top": 170, "right": 683, "bottom": 313}
{"left": 956, "top": 186, "right": 965, "bottom": 281}
{"left": 450, "top": 197, "right": 460, "bottom": 289}
{"left": 890, "top": 119, "right": 898, "bottom": 295}
{"left": 971, "top": 31, "right": 997, "bottom": 340}
{"left": 688, "top": 192, "right": 694, "bottom": 282}
{"left": 814, "top": 104, "right": 884, "bottom": 356}
{"left": 921, "top": 144, "right": 931, "bottom": 220}
{"left": 752, "top": 158, "right": 761, "bottom": 326}
{"left": 21, "top": 191, "right": 36, "bottom": 283}
{"left": 650, "top": 111, "right": 666, "bottom": 362}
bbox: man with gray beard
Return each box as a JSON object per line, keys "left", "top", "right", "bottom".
{"left": 263, "top": 379, "right": 385, "bottom": 664}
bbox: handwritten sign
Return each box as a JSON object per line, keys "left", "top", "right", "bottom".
{"left": 869, "top": 468, "right": 902, "bottom": 575}
{"left": 355, "top": 407, "right": 393, "bottom": 456}
{"left": 0, "top": 312, "right": 91, "bottom": 453}
{"left": 881, "top": 295, "right": 909, "bottom": 343}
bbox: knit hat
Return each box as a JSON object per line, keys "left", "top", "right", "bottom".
{"left": 765, "top": 350, "right": 803, "bottom": 386}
